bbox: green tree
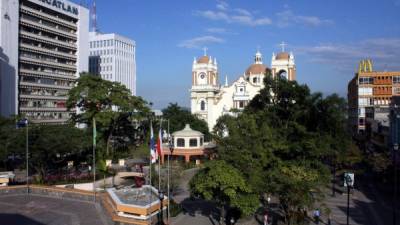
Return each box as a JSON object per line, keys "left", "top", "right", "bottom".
{"left": 190, "top": 160, "right": 258, "bottom": 222}
{"left": 67, "top": 73, "right": 151, "bottom": 156}
{"left": 0, "top": 116, "right": 25, "bottom": 169}
{"left": 162, "top": 103, "right": 210, "bottom": 140}
{"left": 212, "top": 73, "right": 351, "bottom": 223}
{"left": 29, "top": 124, "right": 91, "bottom": 182}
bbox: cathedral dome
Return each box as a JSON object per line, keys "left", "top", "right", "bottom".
{"left": 276, "top": 52, "right": 290, "bottom": 60}
{"left": 197, "top": 56, "right": 210, "bottom": 64}
{"left": 245, "top": 64, "right": 268, "bottom": 75}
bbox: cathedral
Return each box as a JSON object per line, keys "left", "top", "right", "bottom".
{"left": 190, "top": 45, "right": 296, "bottom": 131}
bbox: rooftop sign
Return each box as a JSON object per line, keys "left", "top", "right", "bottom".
{"left": 38, "top": 0, "right": 79, "bottom": 16}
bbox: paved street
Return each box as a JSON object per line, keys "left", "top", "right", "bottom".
{"left": 319, "top": 183, "right": 399, "bottom": 225}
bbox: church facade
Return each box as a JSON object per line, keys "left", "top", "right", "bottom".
{"left": 190, "top": 48, "right": 296, "bottom": 131}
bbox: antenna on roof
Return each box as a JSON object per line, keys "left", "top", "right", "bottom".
{"left": 91, "top": 0, "right": 98, "bottom": 32}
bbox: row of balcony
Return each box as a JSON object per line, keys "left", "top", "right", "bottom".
{"left": 19, "top": 81, "right": 74, "bottom": 90}
{"left": 20, "top": 107, "right": 68, "bottom": 112}
{"left": 19, "top": 94, "right": 68, "bottom": 101}
{"left": 20, "top": 56, "right": 77, "bottom": 71}
{"left": 20, "top": 5, "right": 77, "bottom": 30}
{"left": 20, "top": 43, "right": 77, "bottom": 61}
{"left": 20, "top": 30, "right": 77, "bottom": 50}
{"left": 20, "top": 69, "right": 76, "bottom": 81}
{"left": 20, "top": 18, "right": 77, "bottom": 41}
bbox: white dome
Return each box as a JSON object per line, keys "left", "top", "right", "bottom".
{"left": 172, "top": 124, "right": 203, "bottom": 137}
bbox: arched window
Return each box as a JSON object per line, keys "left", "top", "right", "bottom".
{"left": 200, "top": 100, "right": 206, "bottom": 111}
{"left": 176, "top": 138, "right": 185, "bottom": 147}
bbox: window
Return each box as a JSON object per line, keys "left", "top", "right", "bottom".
{"left": 200, "top": 100, "right": 206, "bottom": 111}
{"left": 358, "top": 87, "right": 372, "bottom": 95}
{"left": 189, "top": 139, "right": 197, "bottom": 147}
{"left": 253, "top": 77, "right": 257, "bottom": 83}
{"left": 394, "top": 87, "right": 400, "bottom": 95}
{"left": 177, "top": 138, "right": 185, "bottom": 147}
{"left": 359, "top": 77, "right": 373, "bottom": 84}
{"left": 394, "top": 76, "right": 400, "bottom": 84}
{"left": 200, "top": 138, "right": 203, "bottom": 146}
{"left": 239, "top": 101, "right": 244, "bottom": 108}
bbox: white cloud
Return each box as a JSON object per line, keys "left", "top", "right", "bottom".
{"left": 276, "top": 9, "right": 333, "bottom": 27}
{"left": 295, "top": 38, "right": 400, "bottom": 72}
{"left": 216, "top": 1, "right": 228, "bottom": 11}
{"left": 205, "top": 27, "right": 239, "bottom": 35}
{"left": 194, "top": 2, "right": 272, "bottom": 27}
{"left": 205, "top": 27, "right": 227, "bottom": 33}
{"left": 234, "top": 8, "right": 252, "bottom": 16}
{"left": 178, "top": 35, "right": 225, "bottom": 49}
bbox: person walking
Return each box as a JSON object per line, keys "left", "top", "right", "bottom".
{"left": 327, "top": 215, "right": 332, "bottom": 225}
{"left": 264, "top": 211, "right": 269, "bottom": 225}
{"left": 313, "top": 208, "right": 321, "bottom": 224}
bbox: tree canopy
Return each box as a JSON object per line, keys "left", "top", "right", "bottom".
{"left": 162, "top": 103, "right": 210, "bottom": 140}
{"left": 208, "top": 73, "right": 352, "bottom": 223}
{"left": 190, "top": 160, "right": 259, "bottom": 219}
{"left": 67, "top": 73, "right": 151, "bottom": 155}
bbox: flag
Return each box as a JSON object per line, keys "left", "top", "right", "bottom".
{"left": 156, "top": 128, "right": 163, "bottom": 157}
{"left": 150, "top": 123, "right": 156, "bottom": 164}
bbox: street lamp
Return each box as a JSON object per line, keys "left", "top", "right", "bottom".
{"left": 79, "top": 88, "right": 96, "bottom": 202}
{"left": 344, "top": 173, "right": 353, "bottom": 225}
{"left": 159, "top": 191, "right": 165, "bottom": 225}
{"left": 393, "top": 143, "right": 398, "bottom": 225}
{"left": 16, "top": 118, "right": 29, "bottom": 194}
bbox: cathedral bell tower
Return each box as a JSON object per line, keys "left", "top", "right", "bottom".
{"left": 271, "top": 42, "right": 296, "bottom": 80}
{"left": 190, "top": 48, "right": 220, "bottom": 128}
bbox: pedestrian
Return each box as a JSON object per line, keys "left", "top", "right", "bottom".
{"left": 327, "top": 215, "right": 332, "bottom": 225}
{"left": 313, "top": 208, "right": 320, "bottom": 224}
{"left": 264, "top": 211, "right": 269, "bottom": 225}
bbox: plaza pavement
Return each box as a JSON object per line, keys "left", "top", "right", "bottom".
{"left": 0, "top": 194, "right": 109, "bottom": 225}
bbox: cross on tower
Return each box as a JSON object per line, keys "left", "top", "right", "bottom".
{"left": 279, "top": 41, "right": 287, "bottom": 52}
{"left": 203, "top": 47, "right": 208, "bottom": 56}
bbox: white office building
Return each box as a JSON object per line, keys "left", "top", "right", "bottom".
{"left": 0, "top": 0, "right": 89, "bottom": 123}
{"left": 89, "top": 32, "right": 136, "bottom": 95}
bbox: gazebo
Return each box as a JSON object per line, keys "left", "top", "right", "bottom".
{"left": 161, "top": 124, "right": 211, "bottom": 164}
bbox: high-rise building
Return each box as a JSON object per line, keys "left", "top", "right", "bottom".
{"left": 88, "top": 32, "right": 136, "bottom": 95}
{"left": 348, "top": 59, "right": 400, "bottom": 135}
{"left": 0, "top": 0, "right": 89, "bottom": 123}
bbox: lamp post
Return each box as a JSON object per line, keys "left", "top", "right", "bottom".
{"left": 79, "top": 88, "right": 96, "bottom": 202}
{"left": 393, "top": 143, "right": 398, "bottom": 225}
{"left": 391, "top": 103, "right": 400, "bottom": 225}
{"left": 344, "top": 173, "right": 353, "bottom": 225}
{"left": 17, "top": 118, "right": 29, "bottom": 194}
{"left": 159, "top": 191, "right": 165, "bottom": 225}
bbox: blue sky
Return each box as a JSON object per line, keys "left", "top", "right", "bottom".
{"left": 78, "top": 0, "right": 400, "bottom": 109}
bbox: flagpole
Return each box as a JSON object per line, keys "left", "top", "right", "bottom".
{"left": 158, "top": 119, "right": 162, "bottom": 192}
{"left": 149, "top": 120, "right": 153, "bottom": 224}
{"left": 167, "top": 119, "right": 170, "bottom": 224}
{"left": 93, "top": 117, "right": 96, "bottom": 202}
